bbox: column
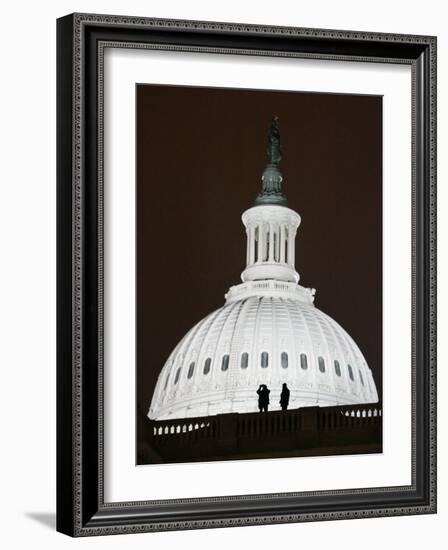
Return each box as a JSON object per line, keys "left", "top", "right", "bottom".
{"left": 264, "top": 224, "right": 269, "bottom": 261}
{"left": 280, "top": 224, "right": 285, "bottom": 263}
{"left": 249, "top": 226, "right": 255, "bottom": 264}
{"left": 288, "top": 226, "right": 295, "bottom": 266}
{"left": 268, "top": 223, "right": 274, "bottom": 261}
{"left": 274, "top": 224, "right": 279, "bottom": 262}
{"left": 258, "top": 223, "right": 264, "bottom": 264}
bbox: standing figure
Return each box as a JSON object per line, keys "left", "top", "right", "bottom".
{"left": 279, "top": 383, "right": 290, "bottom": 411}
{"left": 257, "top": 384, "right": 270, "bottom": 412}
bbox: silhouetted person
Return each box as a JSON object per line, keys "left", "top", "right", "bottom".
{"left": 279, "top": 383, "right": 290, "bottom": 411}
{"left": 257, "top": 384, "right": 270, "bottom": 412}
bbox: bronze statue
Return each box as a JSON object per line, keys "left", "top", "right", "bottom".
{"left": 255, "top": 115, "right": 288, "bottom": 206}
{"left": 267, "top": 115, "right": 282, "bottom": 165}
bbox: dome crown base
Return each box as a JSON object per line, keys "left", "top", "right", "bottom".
{"left": 225, "top": 280, "right": 315, "bottom": 304}
{"left": 241, "top": 263, "right": 300, "bottom": 284}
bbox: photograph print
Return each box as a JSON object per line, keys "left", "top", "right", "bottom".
{"left": 136, "top": 84, "right": 382, "bottom": 465}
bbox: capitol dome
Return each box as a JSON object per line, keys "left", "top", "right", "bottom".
{"left": 148, "top": 117, "right": 378, "bottom": 421}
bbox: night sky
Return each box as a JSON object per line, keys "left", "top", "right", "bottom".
{"left": 137, "top": 84, "right": 382, "bottom": 416}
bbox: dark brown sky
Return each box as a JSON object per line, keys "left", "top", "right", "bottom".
{"left": 137, "top": 84, "right": 382, "bottom": 413}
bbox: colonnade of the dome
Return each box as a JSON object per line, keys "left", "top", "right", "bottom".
{"left": 241, "top": 205, "right": 300, "bottom": 284}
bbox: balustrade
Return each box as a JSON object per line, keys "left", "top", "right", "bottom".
{"left": 150, "top": 403, "right": 382, "bottom": 443}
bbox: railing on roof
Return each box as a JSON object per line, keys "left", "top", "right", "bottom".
{"left": 149, "top": 403, "right": 382, "bottom": 442}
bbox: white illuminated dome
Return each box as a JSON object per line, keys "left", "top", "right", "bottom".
{"left": 148, "top": 118, "right": 378, "bottom": 420}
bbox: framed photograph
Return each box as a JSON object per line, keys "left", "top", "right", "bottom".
{"left": 57, "top": 13, "right": 437, "bottom": 536}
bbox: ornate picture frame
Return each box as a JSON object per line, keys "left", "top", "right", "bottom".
{"left": 57, "top": 13, "right": 436, "bottom": 536}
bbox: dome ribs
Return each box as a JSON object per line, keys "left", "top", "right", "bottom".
{"left": 227, "top": 299, "right": 251, "bottom": 408}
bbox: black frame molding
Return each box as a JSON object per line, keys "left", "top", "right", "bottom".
{"left": 57, "top": 13, "right": 437, "bottom": 536}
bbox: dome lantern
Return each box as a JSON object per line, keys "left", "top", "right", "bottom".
{"left": 241, "top": 116, "right": 300, "bottom": 284}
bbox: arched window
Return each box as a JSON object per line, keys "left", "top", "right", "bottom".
{"left": 281, "top": 352, "right": 288, "bottom": 368}
{"left": 203, "top": 357, "right": 211, "bottom": 375}
{"left": 187, "top": 362, "right": 195, "bottom": 379}
{"left": 348, "top": 364, "right": 354, "bottom": 381}
{"left": 284, "top": 236, "right": 288, "bottom": 263}
{"left": 261, "top": 352, "right": 269, "bottom": 368}
{"left": 221, "top": 354, "right": 229, "bottom": 371}
{"left": 334, "top": 360, "right": 341, "bottom": 377}
{"left": 318, "top": 356, "right": 326, "bottom": 373}
{"left": 174, "top": 367, "right": 181, "bottom": 384}
{"left": 240, "top": 352, "right": 249, "bottom": 369}
{"left": 163, "top": 372, "right": 170, "bottom": 389}
{"left": 359, "top": 370, "right": 364, "bottom": 386}
{"left": 264, "top": 232, "right": 270, "bottom": 261}
{"left": 300, "top": 353, "right": 308, "bottom": 370}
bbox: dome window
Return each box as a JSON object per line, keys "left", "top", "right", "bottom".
{"left": 348, "top": 364, "right": 354, "bottom": 381}
{"left": 281, "top": 352, "right": 288, "bottom": 368}
{"left": 187, "top": 362, "right": 195, "bottom": 379}
{"left": 318, "top": 356, "right": 326, "bottom": 373}
{"left": 203, "top": 357, "right": 211, "bottom": 375}
{"left": 359, "top": 370, "right": 364, "bottom": 386}
{"left": 261, "top": 352, "right": 269, "bottom": 368}
{"left": 174, "top": 367, "right": 181, "bottom": 385}
{"left": 300, "top": 353, "right": 308, "bottom": 370}
{"left": 241, "top": 352, "right": 249, "bottom": 369}
{"left": 334, "top": 360, "right": 341, "bottom": 377}
{"left": 221, "top": 354, "right": 230, "bottom": 371}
